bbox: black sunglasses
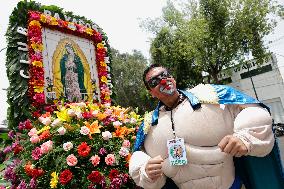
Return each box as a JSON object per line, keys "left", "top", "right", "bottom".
{"left": 147, "top": 70, "right": 171, "bottom": 88}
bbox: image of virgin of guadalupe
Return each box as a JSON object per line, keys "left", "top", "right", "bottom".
{"left": 60, "top": 43, "right": 86, "bottom": 101}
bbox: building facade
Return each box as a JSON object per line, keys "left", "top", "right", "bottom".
{"left": 220, "top": 54, "right": 284, "bottom": 124}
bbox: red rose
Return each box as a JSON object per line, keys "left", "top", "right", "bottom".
{"left": 77, "top": 142, "right": 91, "bottom": 157}
{"left": 87, "top": 171, "right": 102, "bottom": 183}
{"left": 109, "top": 169, "right": 119, "bottom": 181}
{"left": 59, "top": 169, "right": 73, "bottom": 185}
{"left": 13, "top": 144, "right": 23, "bottom": 155}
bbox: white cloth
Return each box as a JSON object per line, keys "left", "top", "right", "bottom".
{"left": 129, "top": 100, "right": 274, "bottom": 189}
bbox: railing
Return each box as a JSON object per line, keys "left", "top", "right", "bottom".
{"left": 46, "top": 91, "right": 95, "bottom": 101}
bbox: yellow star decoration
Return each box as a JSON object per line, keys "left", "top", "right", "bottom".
{"left": 29, "top": 20, "right": 41, "bottom": 27}
{"left": 97, "top": 43, "right": 104, "bottom": 49}
{"left": 101, "top": 76, "right": 108, "bottom": 83}
{"left": 31, "top": 43, "right": 43, "bottom": 52}
{"left": 40, "top": 14, "right": 47, "bottom": 23}
{"left": 34, "top": 86, "right": 44, "bottom": 93}
{"left": 32, "top": 61, "right": 43, "bottom": 67}
{"left": 85, "top": 28, "right": 93, "bottom": 35}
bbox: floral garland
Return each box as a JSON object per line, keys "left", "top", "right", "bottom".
{"left": 28, "top": 11, "right": 111, "bottom": 107}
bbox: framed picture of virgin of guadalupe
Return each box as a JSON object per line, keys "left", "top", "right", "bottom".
{"left": 27, "top": 11, "right": 112, "bottom": 105}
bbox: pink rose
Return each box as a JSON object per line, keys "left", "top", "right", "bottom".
{"left": 30, "top": 135, "right": 40, "bottom": 144}
{"left": 66, "top": 154, "right": 78, "bottom": 166}
{"left": 90, "top": 155, "right": 100, "bottom": 167}
{"left": 122, "top": 140, "right": 130, "bottom": 148}
{"left": 119, "top": 147, "right": 129, "bottom": 157}
{"left": 105, "top": 154, "right": 116, "bottom": 166}
{"left": 28, "top": 128, "right": 38, "bottom": 137}
{"left": 40, "top": 140, "right": 53, "bottom": 154}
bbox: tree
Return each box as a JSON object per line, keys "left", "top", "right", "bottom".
{"left": 143, "top": 0, "right": 283, "bottom": 84}
{"left": 111, "top": 48, "right": 156, "bottom": 113}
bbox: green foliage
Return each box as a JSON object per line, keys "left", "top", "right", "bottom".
{"left": 143, "top": 0, "right": 282, "bottom": 84}
{"left": 111, "top": 48, "right": 157, "bottom": 113}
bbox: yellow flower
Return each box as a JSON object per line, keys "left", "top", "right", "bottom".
{"left": 37, "top": 126, "right": 50, "bottom": 135}
{"left": 56, "top": 108, "right": 71, "bottom": 122}
{"left": 88, "top": 103, "right": 100, "bottom": 111}
{"left": 40, "top": 14, "right": 47, "bottom": 23}
{"left": 32, "top": 61, "right": 43, "bottom": 67}
{"left": 101, "top": 76, "right": 108, "bottom": 83}
{"left": 97, "top": 43, "right": 104, "bottom": 49}
{"left": 31, "top": 43, "right": 43, "bottom": 52}
{"left": 85, "top": 28, "right": 93, "bottom": 35}
{"left": 100, "top": 61, "right": 107, "bottom": 67}
{"left": 34, "top": 86, "right": 44, "bottom": 93}
{"left": 29, "top": 20, "right": 41, "bottom": 27}
{"left": 50, "top": 171, "right": 58, "bottom": 188}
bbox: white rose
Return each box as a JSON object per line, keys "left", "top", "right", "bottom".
{"left": 38, "top": 116, "right": 51, "bottom": 125}
{"left": 57, "top": 127, "right": 66, "bottom": 135}
{"left": 67, "top": 109, "right": 76, "bottom": 117}
{"left": 51, "top": 118, "right": 61, "bottom": 127}
{"left": 102, "top": 131, "right": 112, "bottom": 140}
{"left": 63, "top": 142, "right": 73, "bottom": 151}
{"left": 80, "top": 126, "right": 90, "bottom": 135}
{"left": 113, "top": 121, "right": 122, "bottom": 127}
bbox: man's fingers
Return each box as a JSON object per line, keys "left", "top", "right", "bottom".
{"left": 223, "top": 140, "right": 234, "bottom": 154}
{"left": 218, "top": 135, "right": 229, "bottom": 151}
{"left": 147, "top": 163, "right": 162, "bottom": 171}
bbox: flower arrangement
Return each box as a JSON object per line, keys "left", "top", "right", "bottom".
{"left": 28, "top": 11, "right": 111, "bottom": 106}
{"left": 2, "top": 101, "right": 142, "bottom": 188}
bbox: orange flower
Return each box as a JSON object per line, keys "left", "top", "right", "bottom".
{"left": 113, "top": 126, "right": 128, "bottom": 139}
{"left": 125, "top": 154, "right": 132, "bottom": 162}
{"left": 96, "top": 112, "right": 107, "bottom": 121}
{"left": 84, "top": 121, "right": 102, "bottom": 134}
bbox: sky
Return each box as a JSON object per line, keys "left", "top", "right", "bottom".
{"left": 0, "top": 0, "right": 284, "bottom": 124}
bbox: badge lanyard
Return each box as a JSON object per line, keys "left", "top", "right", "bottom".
{"left": 167, "top": 107, "right": 188, "bottom": 165}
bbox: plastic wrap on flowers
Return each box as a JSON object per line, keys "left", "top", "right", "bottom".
{"left": 1, "top": 102, "right": 142, "bottom": 189}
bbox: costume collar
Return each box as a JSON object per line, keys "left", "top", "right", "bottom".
{"left": 151, "top": 89, "right": 201, "bottom": 126}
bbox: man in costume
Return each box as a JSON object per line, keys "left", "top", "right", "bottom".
{"left": 129, "top": 64, "right": 284, "bottom": 189}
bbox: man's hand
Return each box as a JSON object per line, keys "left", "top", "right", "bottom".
{"left": 218, "top": 135, "right": 248, "bottom": 157}
{"left": 145, "top": 155, "right": 164, "bottom": 181}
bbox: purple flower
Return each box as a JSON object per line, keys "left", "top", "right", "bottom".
{"left": 3, "top": 146, "right": 12, "bottom": 154}
{"left": 8, "top": 130, "right": 15, "bottom": 139}
{"left": 4, "top": 166, "right": 17, "bottom": 183}
{"left": 29, "top": 178, "right": 37, "bottom": 189}
{"left": 99, "top": 148, "right": 107, "bottom": 156}
{"left": 17, "top": 180, "right": 27, "bottom": 189}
